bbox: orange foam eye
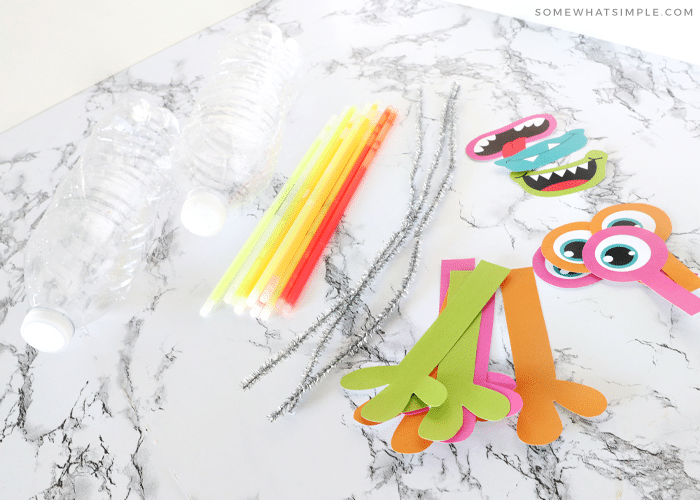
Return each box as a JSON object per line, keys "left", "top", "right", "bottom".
{"left": 541, "top": 221, "right": 591, "bottom": 274}
{"left": 590, "top": 203, "right": 672, "bottom": 240}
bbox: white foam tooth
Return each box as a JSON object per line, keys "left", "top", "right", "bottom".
{"left": 567, "top": 166, "right": 578, "bottom": 174}
{"left": 532, "top": 117, "right": 545, "bottom": 127}
{"left": 477, "top": 136, "right": 495, "bottom": 147}
{"left": 514, "top": 123, "right": 525, "bottom": 131}
{"left": 529, "top": 174, "right": 540, "bottom": 181}
{"left": 578, "top": 162, "right": 589, "bottom": 170}
{"left": 547, "top": 142, "right": 558, "bottom": 150}
{"left": 552, "top": 169, "right": 565, "bottom": 177}
{"left": 473, "top": 145, "right": 484, "bottom": 153}
{"left": 541, "top": 172, "right": 553, "bottom": 180}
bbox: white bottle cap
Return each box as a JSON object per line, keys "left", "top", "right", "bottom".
{"left": 21, "top": 307, "right": 74, "bottom": 352}
{"left": 180, "top": 189, "right": 227, "bottom": 237}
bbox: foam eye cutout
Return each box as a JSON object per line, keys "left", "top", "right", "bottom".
{"left": 465, "top": 114, "right": 557, "bottom": 161}
{"left": 540, "top": 221, "right": 592, "bottom": 274}
{"left": 510, "top": 150, "right": 607, "bottom": 197}
{"left": 494, "top": 129, "right": 587, "bottom": 172}
{"left": 589, "top": 203, "right": 672, "bottom": 240}
{"left": 532, "top": 247, "right": 601, "bottom": 288}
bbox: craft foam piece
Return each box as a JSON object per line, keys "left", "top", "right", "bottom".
{"left": 532, "top": 247, "right": 601, "bottom": 288}
{"left": 589, "top": 203, "right": 672, "bottom": 240}
{"left": 541, "top": 221, "right": 592, "bottom": 274}
{"left": 510, "top": 150, "right": 607, "bottom": 197}
{"left": 465, "top": 114, "right": 557, "bottom": 161}
{"left": 341, "top": 261, "right": 510, "bottom": 424}
{"left": 418, "top": 309, "right": 511, "bottom": 442}
{"left": 501, "top": 267, "right": 607, "bottom": 446}
{"left": 431, "top": 265, "right": 520, "bottom": 442}
{"left": 582, "top": 226, "right": 700, "bottom": 315}
{"left": 440, "top": 258, "right": 476, "bottom": 308}
{"left": 494, "top": 129, "right": 587, "bottom": 172}
{"left": 663, "top": 254, "right": 700, "bottom": 292}
{"left": 391, "top": 411, "right": 434, "bottom": 454}
{"left": 587, "top": 203, "right": 700, "bottom": 292}
{"left": 441, "top": 408, "right": 477, "bottom": 443}
{"left": 354, "top": 401, "right": 380, "bottom": 426}
{"left": 444, "top": 269, "right": 521, "bottom": 416}
{"left": 418, "top": 270, "right": 520, "bottom": 442}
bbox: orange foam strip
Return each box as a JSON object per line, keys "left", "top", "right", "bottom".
{"left": 391, "top": 412, "right": 433, "bottom": 454}
{"left": 663, "top": 253, "right": 700, "bottom": 292}
{"left": 354, "top": 401, "right": 380, "bottom": 426}
{"left": 501, "top": 267, "right": 607, "bottom": 446}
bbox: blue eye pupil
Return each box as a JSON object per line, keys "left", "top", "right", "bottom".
{"left": 608, "top": 217, "right": 641, "bottom": 228}
{"left": 560, "top": 239, "right": 586, "bottom": 261}
{"left": 601, "top": 244, "right": 637, "bottom": 268}
{"left": 553, "top": 266, "right": 583, "bottom": 278}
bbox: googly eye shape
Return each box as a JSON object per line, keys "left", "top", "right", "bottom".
{"left": 590, "top": 204, "right": 672, "bottom": 240}
{"left": 582, "top": 226, "right": 669, "bottom": 282}
{"left": 599, "top": 241, "right": 641, "bottom": 269}
{"left": 550, "top": 263, "right": 584, "bottom": 278}
{"left": 557, "top": 232, "right": 589, "bottom": 263}
{"left": 541, "top": 222, "right": 591, "bottom": 274}
{"left": 532, "top": 247, "right": 601, "bottom": 288}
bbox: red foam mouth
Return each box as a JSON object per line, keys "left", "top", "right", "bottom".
{"left": 541, "top": 179, "right": 588, "bottom": 192}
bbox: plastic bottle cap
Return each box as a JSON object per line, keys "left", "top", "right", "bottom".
{"left": 180, "top": 190, "right": 227, "bottom": 237}
{"left": 21, "top": 307, "right": 74, "bottom": 352}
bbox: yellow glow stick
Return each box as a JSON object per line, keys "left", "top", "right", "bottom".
{"left": 199, "top": 114, "right": 339, "bottom": 317}
{"left": 256, "top": 107, "right": 380, "bottom": 319}
{"left": 248, "top": 108, "right": 373, "bottom": 312}
{"left": 227, "top": 106, "right": 357, "bottom": 311}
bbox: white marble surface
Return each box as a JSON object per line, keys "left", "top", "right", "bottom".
{"left": 2, "top": 0, "right": 700, "bottom": 498}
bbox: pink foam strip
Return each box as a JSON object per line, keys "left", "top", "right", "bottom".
{"left": 440, "top": 258, "right": 476, "bottom": 309}
{"left": 437, "top": 259, "right": 522, "bottom": 442}
{"left": 643, "top": 272, "right": 700, "bottom": 315}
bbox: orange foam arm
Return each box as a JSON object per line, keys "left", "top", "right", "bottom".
{"left": 501, "top": 267, "right": 606, "bottom": 445}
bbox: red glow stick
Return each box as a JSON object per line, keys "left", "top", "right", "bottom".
{"left": 280, "top": 107, "right": 397, "bottom": 310}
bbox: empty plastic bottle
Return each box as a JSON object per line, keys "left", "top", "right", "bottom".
{"left": 21, "top": 98, "right": 180, "bottom": 352}
{"left": 175, "top": 22, "right": 301, "bottom": 237}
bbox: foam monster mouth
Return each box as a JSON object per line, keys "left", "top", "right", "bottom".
{"left": 510, "top": 150, "right": 608, "bottom": 197}
{"left": 466, "top": 114, "right": 557, "bottom": 161}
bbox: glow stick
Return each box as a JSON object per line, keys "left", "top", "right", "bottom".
{"left": 199, "top": 114, "right": 339, "bottom": 316}
{"left": 257, "top": 107, "right": 379, "bottom": 318}
{"left": 248, "top": 109, "right": 372, "bottom": 313}
{"left": 280, "top": 107, "right": 397, "bottom": 310}
{"left": 226, "top": 106, "right": 357, "bottom": 311}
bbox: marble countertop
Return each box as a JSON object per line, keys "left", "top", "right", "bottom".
{"left": 2, "top": 0, "right": 700, "bottom": 498}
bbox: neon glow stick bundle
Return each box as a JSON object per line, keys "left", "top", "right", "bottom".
{"left": 201, "top": 104, "right": 398, "bottom": 319}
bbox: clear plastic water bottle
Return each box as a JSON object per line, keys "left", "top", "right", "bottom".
{"left": 175, "top": 22, "right": 301, "bottom": 236}
{"left": 21, "top": 98, "right": 180, "bottom": 352}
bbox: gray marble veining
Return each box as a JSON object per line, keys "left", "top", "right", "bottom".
{"left": 2, "top": 0, "right": 700, "bottom": 498}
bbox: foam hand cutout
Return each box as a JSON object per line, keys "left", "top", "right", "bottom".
{"left": 341, "top": 261, "right": 510, "bottom": 423}
{"left": 501, "top": 267, "right": 607, "bottom": 445}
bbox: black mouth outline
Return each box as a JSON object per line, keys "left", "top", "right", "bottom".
{"left": 515, "top": 156, "right": 601, "bottom": 192}
{"left": 473, "top": 118, "right": 552, "bottom": 157}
